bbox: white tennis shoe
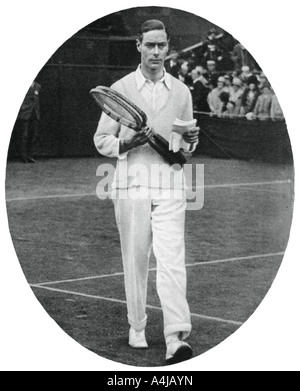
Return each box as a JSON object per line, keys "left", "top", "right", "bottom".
{"left": 129, "top": 327, "right": 148, "bottom": 348}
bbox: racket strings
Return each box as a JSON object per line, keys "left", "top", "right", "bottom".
{"left": 91, "top": 89, "right": 145, "bottom": 130}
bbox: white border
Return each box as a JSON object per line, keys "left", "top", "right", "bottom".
{"left": 1, "top": 0, "right": 299, "bottom": 371}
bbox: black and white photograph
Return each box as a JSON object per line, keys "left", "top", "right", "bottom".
{"left": 1, "top": 0, "right": 299, "bottom": 372}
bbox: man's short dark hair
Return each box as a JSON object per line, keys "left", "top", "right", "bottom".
{"left": 138, "top": 19, "right": 169, "bottom": 42}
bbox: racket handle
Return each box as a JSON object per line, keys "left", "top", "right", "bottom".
{"left": 148, "top": 134, "right": 187, "bottom": 169}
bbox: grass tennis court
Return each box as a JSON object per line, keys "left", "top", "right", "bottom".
{"left": 5, "top": 155, "right": 294, "bottom": 367}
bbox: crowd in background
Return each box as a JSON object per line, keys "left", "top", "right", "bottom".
{"left": 165, "top": 28, "right": 284, "bottom": 121}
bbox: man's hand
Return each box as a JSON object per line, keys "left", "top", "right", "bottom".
{"left": 182, "top": 126, "right": 200, "bottom": 144}
{"left": 119, "top": 126, "right": 155, "bottom": 154}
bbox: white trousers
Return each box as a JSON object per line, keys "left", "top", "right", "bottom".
{"left": 112, "top": 188, "right": 192, "bottom": 340}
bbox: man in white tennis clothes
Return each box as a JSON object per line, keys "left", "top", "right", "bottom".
{"left": 94, "top": 19, "right": 199, "bottom": 365}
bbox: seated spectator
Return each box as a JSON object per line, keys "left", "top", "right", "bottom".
{"left": 198, "top": 27, "right": 224, "bottom": 70}
{"left": 223, "top": 74, "right": 232, "bottom": 91}
{"left": 185, "top": 52, "right": 197, "bottom": 72}
{"left": 270, "top": 93, "right": 284, "bottom": 121}
{"left": 165, "top": 48, "right": 181, "bottom": 78}
{"left": 178, "top": 61, "right": 193, "bottom": 87}
{"left": 239, "top": 65, "right": 254, "bottom": 85}
{"left": 207, "top": 76, "right": 227, "bottom": 116}
{"left": 258, "top": 72, "right": 270, "bottom": 89}
{"left": 240, "top": 75, "right": 260, "bottom": 118}
{"left": 189, "top": 68, "right": 210, "bottom": 112}
{"left": 253, "top": 82, "right": 273, "bottom": 121}
{"left": 231, "top": 42, "right": 260, "bottom": 72}
{"left": 215, "top": 31, "right": 236, "bottom": 71}
{"left": 206, "top": 60, "right": 219, "bottom": 88}
{"left": 195, "top": 65, "right": 209, "bottom": 87}
{"left": 226, "top": 77, "right": 244, "bottom": 116}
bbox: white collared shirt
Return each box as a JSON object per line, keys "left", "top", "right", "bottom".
{"left": 135, "top": 65, "right": 171, "bottom": 113}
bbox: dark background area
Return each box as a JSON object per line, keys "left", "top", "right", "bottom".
{"left": 6, "top": 6, "right": 292, "bottom": 165}
{"left": 6, "top": 7, "right": 229, "bottom": 160}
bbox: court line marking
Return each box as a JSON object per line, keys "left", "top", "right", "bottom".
{"left": 29, "top": 283, "right": 243, "bottom": 326}
{"left": 32, "top": 251, "right": 284, "bottom": 287}
{"left": 232, "top": 186, "right": 288, "bottom": 194}
{"left": 6, "top": 192, "right": 97, "bottom": 202}
{"left": 192, "top": 179, "right": 292, "bottom": 190}
{"left": 5, "top": 180, "right": 292, "bottom": 202}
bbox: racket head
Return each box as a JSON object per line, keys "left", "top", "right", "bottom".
{"left": 90, "top": 86, "right": 147, "bottom": 130}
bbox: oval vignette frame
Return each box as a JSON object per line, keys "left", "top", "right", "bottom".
{"left": 2, "top": 2, "right": 299, "bottom": 371}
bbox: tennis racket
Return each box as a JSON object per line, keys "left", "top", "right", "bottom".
{"left": 90, "top": 86, "right": 187, "bottom": 167}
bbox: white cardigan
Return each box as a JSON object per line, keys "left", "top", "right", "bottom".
{"left": 94, "top": 69, "right": 194, "bottom": 190}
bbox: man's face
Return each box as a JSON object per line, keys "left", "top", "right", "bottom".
{"left": 191, "top": 69, "right": 198, "bottom": 81}
{"left": 137, "top": 29, "right": 169, "bottom": 72}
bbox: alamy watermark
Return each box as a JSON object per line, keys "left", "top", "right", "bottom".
{"left": 96, "top": 162, "right": 204, "bottom": 211}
